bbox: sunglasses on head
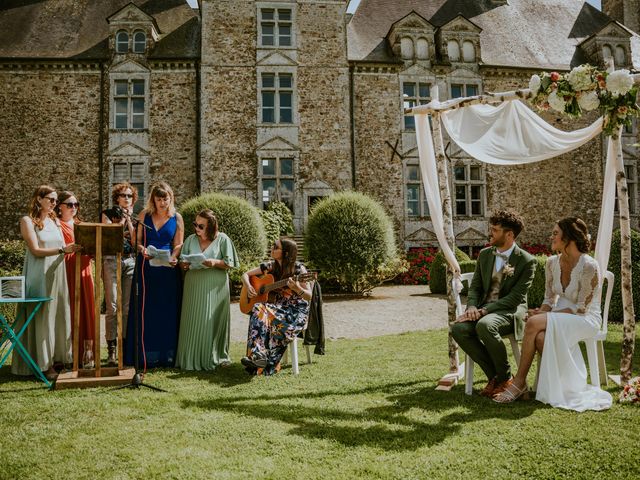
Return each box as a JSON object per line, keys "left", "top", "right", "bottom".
{"left": 118, "top": 193, "right": 133, "bottom": 199}
{"left": 62, "top": 202, "right": 80, "bottom": 208}
{"left": 193, "top": 222, "right": 206, "bottom": 230}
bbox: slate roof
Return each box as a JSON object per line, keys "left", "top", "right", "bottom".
{"left": 347, "top": 0, "right": 640, "bottom": 70}
{"left": 0, "top": 0, "right": 199, "bottom": 60}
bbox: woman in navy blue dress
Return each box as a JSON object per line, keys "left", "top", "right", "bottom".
{"left": 125, "top": 182, "right": 184, "bottom": 368}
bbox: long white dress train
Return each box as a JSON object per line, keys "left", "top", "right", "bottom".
{"left": 535, "top": 254, "right": 612, "bottom": 411}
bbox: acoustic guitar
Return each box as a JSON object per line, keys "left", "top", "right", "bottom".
{"left": 239, "top": 272, "right": 317, "bottom": 314}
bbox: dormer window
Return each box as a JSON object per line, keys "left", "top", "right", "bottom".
{"left": 603, "top": 44, "right": 613, "bottom": 61}
{"left": 448, "top": 40, "right": 461, "bottom": 61}
{"left": 615, "top": 45, "right": 626, "bottom": 67}
{"left": 400, "top": 37, "right": 414, "bottom": 59}
{"left": 133, "top": 31, "right": 146, "bottom": 53}
{"left": 462, "top": 41, "right": 475, "bottom": 62}
{"left": 416, "top": 38, "right": 429, "bottom": 60}
{"left": 116, "top": 31, "right": 129, "bottom": 53}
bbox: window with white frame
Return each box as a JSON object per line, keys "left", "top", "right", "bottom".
{"left": 261, "top": 73, "right": 293, "bottom": 124}
{"left": 451, "top": 83, "right": 478, "bottom": 99}
{"left": 114, "top": 79, "right": 146, "bottom": 130}
{"left": 406, "top": 164, "right": 429, "bottom": 218}
{"left": 260, "top": 8, "right": 292, "bottom": 47}
{"left": 453, "top": 163, "right": 485, "bottom": 217}
{"left": 260, "top": 157, "right": 295, "bottom": 210}
{"left": 112, "top": 161, "right": 146, "bottom": 213}
{"left": 116, "top": 31, "right": 129, "bottom": 53}
{"left": 403, "top": 82, "right": 430, "bottom": 130}
{"left": 133, "top": 31, "right": 146, "bottom": 53}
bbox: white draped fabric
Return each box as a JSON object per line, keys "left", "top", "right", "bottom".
{"left": 415, "top": 99, "right": 618, "bottom": 280}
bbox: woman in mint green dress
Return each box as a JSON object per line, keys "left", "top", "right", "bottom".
{"left": 176, "top": 209, "right": 239, "bottom": 370}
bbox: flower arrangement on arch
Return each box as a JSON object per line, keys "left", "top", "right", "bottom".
{"left": 528, "top": 64, "right": 639, "bottom": 136}
{"left": 619, "top": 377, "right": 640, "bottom": 404}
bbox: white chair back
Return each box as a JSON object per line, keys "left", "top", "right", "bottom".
{"left": 600, "top": 270, "right": 614, "bottom": 336}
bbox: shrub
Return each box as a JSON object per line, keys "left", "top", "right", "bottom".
{"left": 428, "top": 248, "right": 471, "bottom": 294}
{"left": 259, "top": 201, "right": 294, "bottom": 248}
{"left": 0, "top": 239, "right": 24, "bottom": 322}
{"left": 179, "top": 192, "right": 267, "bottom": 282}
{"left": 527, "top": 255, "right": 549, "bottom": 308}
{"left": 396, "top": 247, "right": 438, "bottom": 285}
{"left": 304, "top": 191, "right": 406, "bottom": 294}
{"left": 458, "top": 259, "right": 477, "bottom": 296}
{"left": 606, "top": 229, "right": 640, "bottom": 322}
{"left": 520, "top": 242, "right": 553, "bottom": 257}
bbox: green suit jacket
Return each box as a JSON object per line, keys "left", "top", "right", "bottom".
{"left": 467, "top": 245, "right": 537, "bottom": 340}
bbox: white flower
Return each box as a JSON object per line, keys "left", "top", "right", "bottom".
{"left": 503, "top": 263, "right": 515, "bottom": 278}
{"left": 548, "top": 91, "right": 566, "bottom": 112}
{"left": 607, "top": 69, "right": 634, "bottom": 97}
{"left": 529, "top": 74, "right": 541, "bottom": 96}
{"left": 567, "top": 65, "right": 593, "bottom": 91}
{"left": 578, "top": 91, "right": 599, "bottom": 111}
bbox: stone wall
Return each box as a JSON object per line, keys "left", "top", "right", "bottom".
{"left": 0, "top": 65, "right": 102, "bottom": 238}
{"left": 147, "top": 67, "right": 198, "bottom": 206}
{"left": 200, "top": 0, "right": 257, "bottom": 196}
{"left": 352, "top": 69, "right": 405, "bottom": 234}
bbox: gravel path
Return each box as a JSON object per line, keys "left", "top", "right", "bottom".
{"left": 230, "top": 285, "right": 448, "bottom": 342}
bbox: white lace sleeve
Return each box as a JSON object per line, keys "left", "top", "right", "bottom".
{"left": 576, "top": 258, "right": 600, "bottom": 315}
{"left": 542, "top": 256, "right": 557, "bottom": 309}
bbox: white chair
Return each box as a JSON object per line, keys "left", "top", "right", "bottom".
{"left": 580, "top": 270, "right": 614, "bottom": 387}
{"left": 453, "top": 272, "right": 522, "bottom": 396}
{"left": 282, "top": 334, "right": 312, "bottom": 375}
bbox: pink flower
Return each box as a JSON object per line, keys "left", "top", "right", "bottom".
{"left": 550, "top": 72, "right": 560, "bottom": 82}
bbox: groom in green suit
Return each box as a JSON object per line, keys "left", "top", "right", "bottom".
{"left": 451, "top": 210, "right": 537, "bottom": 397}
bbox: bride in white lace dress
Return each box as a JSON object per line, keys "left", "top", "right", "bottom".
{"left": 494, "top": 217, "right": 612, "bottom": 411}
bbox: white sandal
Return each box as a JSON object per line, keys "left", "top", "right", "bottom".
{"left": 493, "top": 382, "right": 529, "bottom": 403}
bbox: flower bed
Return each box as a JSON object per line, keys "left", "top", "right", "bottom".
{"left": 396, "top": 247, "right": 438, "bottom": 285}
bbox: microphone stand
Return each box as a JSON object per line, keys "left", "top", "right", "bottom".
{"left": 115, "top": 214, "right": 166, "bottom": 392}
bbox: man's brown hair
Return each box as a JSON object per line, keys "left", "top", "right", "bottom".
{"left": 489, "top": 210, "right": 524, "bottom": 238}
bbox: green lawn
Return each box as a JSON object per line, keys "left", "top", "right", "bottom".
{"left": 0, "top": 325, "right": 639, "bottom": 480}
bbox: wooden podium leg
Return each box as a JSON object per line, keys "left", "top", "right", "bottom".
{"left": 116, "top": 252, "right": 123, "bottom": 371}
{"left": 73, "top": 252, "right": 81, "bottom": 372}
{"left": 95, "top": 227, "right": 102, "bottom": 378}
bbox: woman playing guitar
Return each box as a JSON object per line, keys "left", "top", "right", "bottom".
{"left": 240, "top": 237, "right": 314, "bottom": 375}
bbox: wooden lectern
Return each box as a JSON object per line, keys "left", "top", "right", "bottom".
{"left": 56, "top": 223, "right": 135, "bottom": 389}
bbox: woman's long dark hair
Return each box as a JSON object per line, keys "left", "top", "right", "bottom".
{"left": 557, "top": 217, "right": 591, "bottom": 253}
{"left": 272, "top": 237, "right": 297, "bottom": 280}
{"left": 55, "top": 191, "right": 82, "bottom": 224}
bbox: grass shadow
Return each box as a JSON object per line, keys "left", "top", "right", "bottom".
{"left": 166, "top": 363, "right": 254, "bottom": 388}
{"left": 182, "top": 379, "right": 538, "bottom": 451}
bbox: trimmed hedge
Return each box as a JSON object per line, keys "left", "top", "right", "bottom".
{"left": 179, "top": 193, "right": 267, "bottom": 282}
{"left": 458, "top": 259, "right": 477, "bottom": 296}
{"left": 606, "top": 229, "right": 640, "bottom": 322}
{"left": 527, "top": 255, "right": 549, "bottom": 308}
{"left": 304, "top": 191, "right": 406, "bottom": 294}
{"left": 259, "top": 201, "right": 294, "bottom": 248}
{"left": 428, "top": 248, "right": 471, "bottom": 295}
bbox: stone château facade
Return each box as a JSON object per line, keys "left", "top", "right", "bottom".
{"left": 0, "top": 0, "right": 638, "bottom": 253}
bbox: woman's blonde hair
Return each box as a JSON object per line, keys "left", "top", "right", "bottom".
{"left": 145, "top": 181, "right": 176, "bottom": 217}
{"left": 28, "top": 185, "right": 57, "bottom": 230}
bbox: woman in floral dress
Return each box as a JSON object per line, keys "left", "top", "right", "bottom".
{"left": 240, "top": 237, "right": 312, "bottom": 375}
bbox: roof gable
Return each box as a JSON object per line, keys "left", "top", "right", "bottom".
{"left": 439, "top": 14, "right": 482, "bottom": 33}
{"left": 107, "top": 2, "right": 158, "bottom": 30}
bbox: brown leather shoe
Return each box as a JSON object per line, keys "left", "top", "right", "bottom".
{"left": 479, "top": 377, "right": 498, "bottom": 397}
{"left": 491, "top": 378, "right": 513, "bottom": 397}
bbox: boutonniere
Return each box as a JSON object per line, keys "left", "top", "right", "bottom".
{"left": 502, "top": 263, "right": 515, "bottom": 278}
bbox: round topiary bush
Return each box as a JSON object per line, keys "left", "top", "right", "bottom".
{"left": 304, "top": 191, "right": 406, "bottom": 294}
{"left": 606, "top": 229, "right": 640, "bottom": 322}
{"left": 179, "top": 192, "right": 267, "bottom": 279}
{"left": 428, "top": 248, "right": 470, "bottom": 295}
{"left": 527, "top": 255, "right": 549, "bottom": 308}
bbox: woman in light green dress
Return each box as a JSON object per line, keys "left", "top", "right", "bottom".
{"left": 176, "top": 209, "right": 239, "bottom": 370}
